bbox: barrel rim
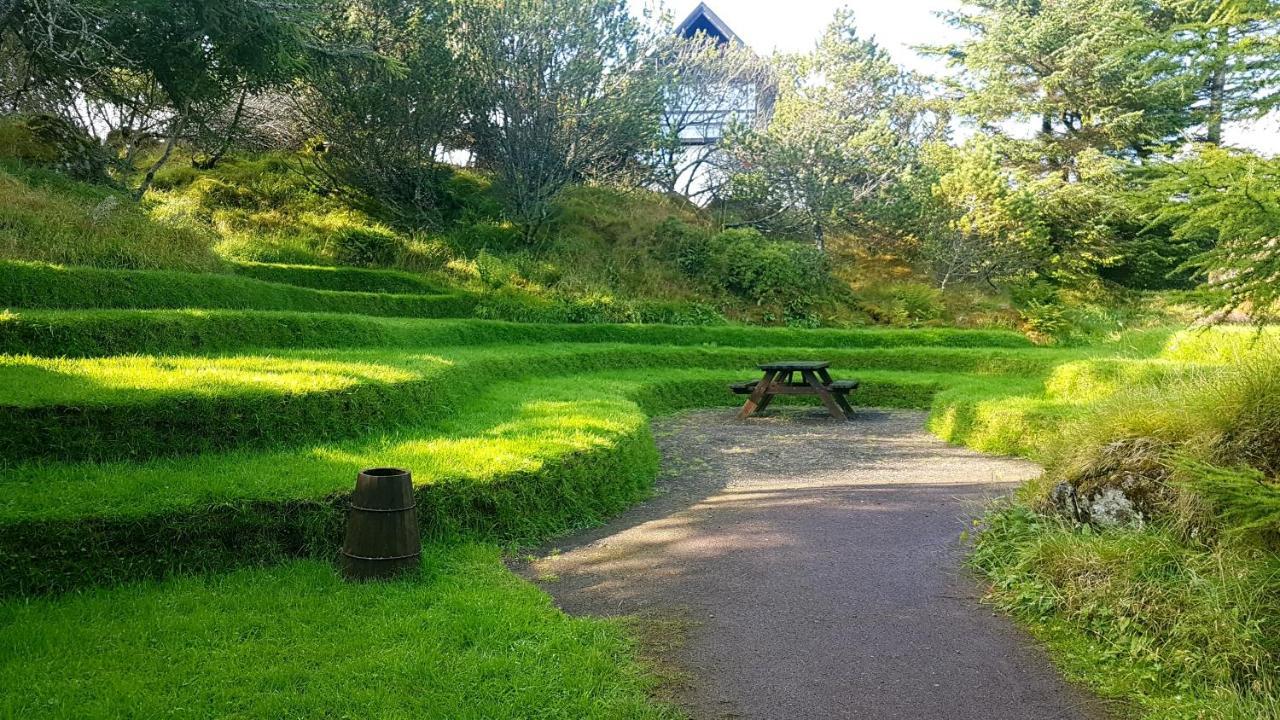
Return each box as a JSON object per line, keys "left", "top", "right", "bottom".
{"left": 359, "top": 466, "right": 411, "bottom": 478}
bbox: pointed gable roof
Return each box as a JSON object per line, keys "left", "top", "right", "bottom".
{"left": 674, "top": 3, "right": 741, "bottom": 45}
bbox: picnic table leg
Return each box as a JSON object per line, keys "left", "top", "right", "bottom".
{"left": 801, "top": 369, "right": 849, "bottom": 420}
{"left": 738, "top": 370, "right": 777, "bottom": 419}
{"left": 817, "top": 368, "right": 856, "bottom": 418}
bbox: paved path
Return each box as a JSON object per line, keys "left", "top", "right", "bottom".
{"left": 521, "top": 409, "right": 1111, "bottom": 720}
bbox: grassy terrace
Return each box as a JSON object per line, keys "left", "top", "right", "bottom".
{"left": 0, "top": 259, "right": 1269, "bottom": 718}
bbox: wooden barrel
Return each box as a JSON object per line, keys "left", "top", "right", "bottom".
{"left": 340, "top": 467, "right": 421, "bottom": 581}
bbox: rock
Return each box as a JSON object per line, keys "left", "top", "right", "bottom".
{"left": 1047, "top": 481, "right": 1085, "bottom": 523}
{"left": 1087, "top": 487, "right": 1143, "bottom": 529}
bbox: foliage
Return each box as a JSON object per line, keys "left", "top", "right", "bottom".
{"left": 1143, "top": 146, "right": 1280, "bottom": 321}
{"left": 920, "top": 139, "right": 1051, "bottom": 289}
{"left": 2, "top": 0, "right": 320, "bottom": 195}
{"left": 324, "top": 225, "right": 404, "bottom": 267}
{"left": 856, "top": 281, "right": 945, "bottom": 326}
{"left": 723, "top": 12, "right": 938, "bottom": 251}
{"left": 934, "top": 0, "right": 1197, "bottom": 166}
{"left": 458, "top": 0, "right": 662, "bottom": 240}
{"left": 299, "top": 0, "right": 466, "bottom": 224}
{"left": 1150, "top": 0, "right": 1280, "bottom": 144}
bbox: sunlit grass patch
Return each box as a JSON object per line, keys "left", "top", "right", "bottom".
{"left": 0, "top": 544, "right": 679, "bottom": 720}
{"left": 0, "top": 353, "right": 429, "bottom": 406}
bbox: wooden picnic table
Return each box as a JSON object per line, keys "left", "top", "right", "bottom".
{"left": 731, "top": 360, "right": 858, "bottom": 420}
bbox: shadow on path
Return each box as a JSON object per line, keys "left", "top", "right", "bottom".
{"left": 517, "top": 408, "right": 1112, "bottom": 720}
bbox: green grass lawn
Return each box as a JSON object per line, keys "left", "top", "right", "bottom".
{"left": 0, "top": 545, "right": 678, "bottom": 720}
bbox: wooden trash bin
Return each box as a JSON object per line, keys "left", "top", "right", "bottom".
{"left": 340, "top": 467, "right": 421, "bottom": 581}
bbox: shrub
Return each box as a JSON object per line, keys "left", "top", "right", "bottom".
{"left": 0, "top": 114, "right": 109, "bottom": 182}
{"left": 325, "top": 226, "right": 405, "bottom": 267}
{"left": 655, "top": 217, "right": 713, "bottom": 275}
{"left": 857, "top": 282, "right": 945, "bottom": 326}
{"left": 710, "top": 228, "right": 831, "bottom": 309}
{"left": 1010, "top": 282, "right": 1070, "bottom": 341}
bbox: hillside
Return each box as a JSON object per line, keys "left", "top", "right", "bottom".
{"left": 1, "top": 152, "right": 1064, "bottom": 331}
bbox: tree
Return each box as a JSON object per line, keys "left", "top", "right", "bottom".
{"left": 1153, "top": 0, "right": 1280, "bottom": 145}
{"left": 933, "top": 0, "right": 1198, "bottom": 171}
{"left": 2, "top": 0, "right": 317, "bottom": 196}
{"left": 108, "top": 0, "right": 318, "bottom": 197}
{"left": 298, "top": 0, "right": 466, "bottom": 223}
{"left": 723, "top": 12, "right": 938, "bottom": 251}
{"left": 1145, "top": 146, "right": 1280, "bottom": 320}
{"left": 457, "top": 0, "right": 663, "bottom": 241}
{"left": 644, "top": 33, "right": 773, "bottom": 202}
{"left": 918, "top": 139, "right": 1051, "bottom": 289}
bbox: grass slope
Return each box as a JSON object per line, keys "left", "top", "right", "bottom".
{"left": 0, "top": 261, "right": 477, "bottom": 318}
{"left": 0, "top": 308, "right": 1030, "bottom": 358}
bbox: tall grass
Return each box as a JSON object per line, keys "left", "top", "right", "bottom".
{"left": 0, "top": 165, "right": 222, "bottom": 272}
{"left": 972, "top": 342, "right": 1280, "bottom": 718}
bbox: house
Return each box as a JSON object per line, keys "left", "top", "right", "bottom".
{"left": 675, "top": 2, "right": 741, "bottom": 46}
{"left": 661, "top": 3, "right": 773, "bottom": 199}
{"left": 666, "top": 3, "right": 762, "bottom": 147}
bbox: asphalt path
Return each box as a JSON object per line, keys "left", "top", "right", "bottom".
{"left": 520, "top": 408, "right": 1112, "bottom": 720}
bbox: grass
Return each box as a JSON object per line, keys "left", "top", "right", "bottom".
{"left": 0, "top": 186, "right": 1275, "bottom": 717}
{"left": 0, "top": 544, "right": 679, "bottom": 720}
{"left": 967, "top": 336, "right": 1280, "bottom": 719}
{"left": 0, "top": 260, "right": 478, "bottom": 318}
{"left": 0, "top": 342, "right": 1071, "bottom": 465}
{"left": 0, "top": 164, "right": 223, "bottom": 272}
{"left": 0, "top": 308, "right": 1031, "bottom": 358}
{"left": 971, "top": 505, "right": 1280, "bottom": 719}
{"left": 230, "top": 260, "right": 446, "bottom": 294}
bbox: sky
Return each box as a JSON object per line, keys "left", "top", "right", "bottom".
{"left": 635, "top": 0, "right": 1280, "bottom": 155}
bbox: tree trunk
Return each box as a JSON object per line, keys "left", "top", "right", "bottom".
{"left": 812, "top": 220, "right": 825, "bottom": 254}
{"left": 133, "top": 122, "right": 181, "bottom": 201}
{"left": 1206, "top": 28, "right": 1227, "bottom": 146}
{"left": 195, "top": 88, "right": 249, "bottom": 170}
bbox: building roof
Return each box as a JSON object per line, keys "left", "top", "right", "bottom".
{"left": 674, "top": 3, "right": 741, "bottom": 45}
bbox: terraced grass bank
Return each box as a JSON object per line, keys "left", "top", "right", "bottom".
{"left": 1, "top": 262, "right": 1274, "bottom": 719}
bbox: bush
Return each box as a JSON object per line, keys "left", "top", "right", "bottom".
{"left": 857, "top": 282, "right": 945, "bottom": 326}
{"left": 656, "top": 217, "right": 713, "bottom": 275}
{"left": 668, "top": 227, "right": 833, "bottom": 312}
{"left": 1010, "top": 282, "right": 1070, "bottom": 341}
{"left": 713, "top": 229, "right": 831, "bottom": 309}
{"left": 0, "top": 114, "right": 109, "bottom": 182}
{"left": 325, "top": 226, "right": 405, "bottom": 267}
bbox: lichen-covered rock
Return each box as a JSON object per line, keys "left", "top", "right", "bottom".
{"left": 1047, "top": 437, "right": 1170, "bottom": 529}
{"left": 1088, "top": 487, "right": 1143, "bottom": 528}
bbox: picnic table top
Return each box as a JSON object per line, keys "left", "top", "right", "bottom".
{"left": 757, "top": 360, "right": 830, "bottom": 371}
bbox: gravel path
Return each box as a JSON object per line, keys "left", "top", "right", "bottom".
{"left": 520, "top": 408, "right": 1111, "bottom": 720}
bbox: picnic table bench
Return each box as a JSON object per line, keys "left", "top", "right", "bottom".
{"left": 731, "top": 360, "right": 858, "bottom": 420}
